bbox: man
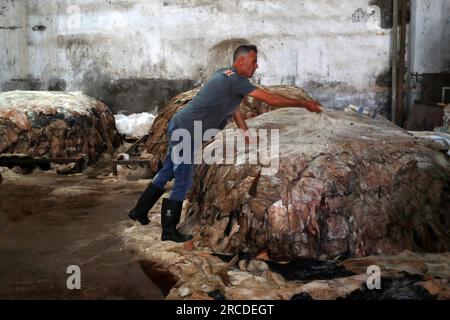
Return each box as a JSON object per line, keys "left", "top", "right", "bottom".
{"left": 129, "top": 45, "right": 322, "bottom": 243}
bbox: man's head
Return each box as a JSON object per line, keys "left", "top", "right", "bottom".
{"left": 233, "top": 45, "right": 259, "bottom": 78}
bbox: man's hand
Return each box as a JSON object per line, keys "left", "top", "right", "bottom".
{"left": 304, "top": 100, "right": 322, "bottom": 113}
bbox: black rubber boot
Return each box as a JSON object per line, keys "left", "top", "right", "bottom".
{"left": 129, "top": 183, "right": 165, "bottom": 225}
{"left": 161, "top": 198, "right": 193, "bottom": 243}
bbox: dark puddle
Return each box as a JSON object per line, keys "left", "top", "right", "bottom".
{"left": 139, "top": 260, "right": 178, "bottom": 296}
{"left": 213, "top": 253, "right": 355, "bottom": 282}
{"left": 139, "top": 259, "right": 228, "bottom": 300}
{"left": 291, "top": 292, "right": 315, "bottom": 300}
{"left": 266, "top": 258, "right": 356, "bottom": 282}
{"left": 208, "top": 290, "right": 227, "bottom": 300}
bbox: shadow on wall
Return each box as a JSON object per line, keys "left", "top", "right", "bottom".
{"left": 81, "top": 67, "right": 195, "bottom": 114}
{"left": 206, "top": 38, "right": 251, "bottom": 80}
{"left": 305, "top": 78, "right": 391, "bottom": 117}
{"left": 2, "top": 79, "right": 42, "bottom": 91}
{"left": 1, "top": 72, "right": 195, "bottom": 115}
{"left": 1, "top": 78, "right": 66, "bottom": 92}
{"left": 369, "top": 0, "right": 394, "bottom": 29}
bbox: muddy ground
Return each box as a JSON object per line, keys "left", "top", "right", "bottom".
{"left": 0, "top": 164, "right": 164, "bottom": 300}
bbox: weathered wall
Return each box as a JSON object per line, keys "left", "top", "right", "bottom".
{"left": 409, "top": 0, "right": 450, "bottom": 105}
{"left": 0, "top": 1, "right": 31, "bottom": 90}
{"left": 1, "top": 0, "right": 394, "bottom": 114}
{"left": 410, "top": 0, "right": 450, "bottom": 74}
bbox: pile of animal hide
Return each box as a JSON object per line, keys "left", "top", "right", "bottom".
{"left": 182, "top": 108, "right": 450, "bottom": 260}
{"left": 0, "top": 91, "right": 121, "bottom": 164}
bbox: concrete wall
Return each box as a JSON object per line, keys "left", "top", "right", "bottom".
{"left": 1, "top": 0, "right": 394, "bottom": 114}
{"left": 409, "top": 0, "right": 450, "bottom": 105}
{"left": 410, "top": 0, "right": 450, "bottom": 74}
{"left": 0, "top": 0, "right": 31, "bottom": 89}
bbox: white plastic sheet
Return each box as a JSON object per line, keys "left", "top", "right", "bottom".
{"left": 114, "top": 113, "right": 156, "bottom": 138}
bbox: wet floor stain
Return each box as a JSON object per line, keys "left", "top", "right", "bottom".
{"left": 0, "top": 171, "right": 164, "bottom": 300}
{"left": 266, "top": 258, "right": 356, "bottom": 282}
{"left": 139, "top": 260, "right": 178, "bottom": 297}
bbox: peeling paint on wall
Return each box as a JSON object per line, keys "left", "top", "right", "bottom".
{"left": 352, "top": 8, "right": 376, "bottom": 23}
{"left": 0, "top": 26, "right": 21, "bottom": 30}
{"left": 0, "top": 4, "right": 7, "bottom": 16}
{"left": 376, "top": 69, "right": 392, "bottom": 88}
{"left": 81, "top": 67, "right": 195, "bottom": 113}
{"left": 369, "top": 0, "right": 393, "bottom": 29}
{"left": 2, "top": 79, "right": 42, "bottom": 91}
{"left": 304, "top": 79, "right": 390, "bottom": 112}
{"left": 31, "top": 24, "right": 46, "bottom": 32}
{"left": 48, "top": 78, "right": 67, "bottom": 91}
{"left": 207, "top": 38, "right": 250, "bottom": 79}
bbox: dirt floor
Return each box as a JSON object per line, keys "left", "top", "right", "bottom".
{"left": 0, "top": 165, "right": 165, "bottom": 300}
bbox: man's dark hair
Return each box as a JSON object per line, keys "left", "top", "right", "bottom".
{"left": 233, "top": 45, "right": 258, "bottom": 62}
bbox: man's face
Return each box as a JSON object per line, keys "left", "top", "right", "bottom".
{"left": 237, "top": 51, "right": 259, "bottom": 78}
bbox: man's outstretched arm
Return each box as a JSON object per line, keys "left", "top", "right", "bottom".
{"left": 249, "top": 89, "right": 322, "bottom": 113}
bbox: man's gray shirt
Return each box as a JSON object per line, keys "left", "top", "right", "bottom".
{"left": 171, "top": 67, "right": 257, "bottom": 136}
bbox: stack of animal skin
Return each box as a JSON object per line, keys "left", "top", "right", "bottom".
{"left": 0, "top": 91, "right": 121, "bottom": 165}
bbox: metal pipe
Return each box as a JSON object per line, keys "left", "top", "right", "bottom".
{"left": 392, "top": 0, "right": 399, "bottom": 123}
{"left": 407, "top": 0, "right": 418, "bottom": 114}
{"left": 396, "top": 0, "right": 408, "bottom": 127}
